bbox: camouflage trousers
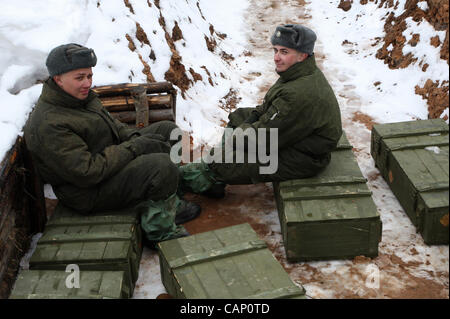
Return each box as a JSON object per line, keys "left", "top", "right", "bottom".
{"left": 63, "top": 121, "right": 185, "bottom": 242}
{"left": 180, "top": 108, "right": 330, "bottom": 191}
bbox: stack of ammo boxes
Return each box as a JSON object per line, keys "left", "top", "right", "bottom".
{"left": 273, "top": 133, "right": 382, "bottom": 262}
{"left": 9, "top": 204, "right": 142, "bottom": 299}
{"left": 371, "top": 119, "right": 449, "bottom": 245}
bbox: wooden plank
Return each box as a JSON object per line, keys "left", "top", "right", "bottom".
{"left": 372, "top": 118, "right": 448, "bottom": 140}
{"left": 92, "top": 82, "right": 175, "bottom": 97}
{"left": 100, "top": 95, "right": 172, "bottom": 112}
{"left": 384, "top": 133, "right": 449, "bottom": 151}
{"left": 280, "top": 183, "right": 372, "bottom": 201}
{"left": 283, "top": 195, "right": 379, "bottom": 223}
{"left": 109, "top": 108, "right": 174, "bottom": 124}
{"left": 132, "top": 86, "right": 149, "bottom": 128}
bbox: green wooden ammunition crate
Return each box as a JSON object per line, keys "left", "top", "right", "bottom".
{"left": 29, "top": 204, "right": 142, "bottom": 297}
{"left": 371, "top": 119, "right": 449, "bottom": 245}
{"left": 158, "top": 223, "right": 306, "bottom": 299}
{"left": 9, "top": 270, "right": 129, "bottom": 299}
{"left": 274, "top": 133, "right": 382, "bottom": 262}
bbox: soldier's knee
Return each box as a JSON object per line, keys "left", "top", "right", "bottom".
{"left": 154, "top": 153, "right": 178, "bottom": 182}
{"left": 160, "top": 121, "right": 181, "bottom": 145}
{"left": 159, "top": 120, "right": 179, "bottom": 131}
{"left": 141, "top": 153, "right": 179, "bottom": 198}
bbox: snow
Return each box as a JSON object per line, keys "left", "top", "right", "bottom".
{"left": 403, "top": 17, "right": 448, "bottom": 79}
{"left": 2, "top": 0, "right": 448, "bottom": 299}
{"left": 307, "top": 0, "right": 447, "bottom": 124}
{"left": 417, "top": 1, "right": 429, "bottom": 11}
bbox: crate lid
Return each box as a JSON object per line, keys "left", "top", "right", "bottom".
{"left": 392, "top": 145, "right": 449, "bottom": 193}
{"left": 30, "top": 223, "right": 136, "bottom": 265}
{"left": 280, "top": 183, "right": 372, "bottom": 201}
{"left": 279, "top": 149, "right": 366, "bottom": 189}
{"left": 283, "top": 190, "right": 379, "bottom": 223}
{"left": 418, "top": 189, "right": 449, "bottom": 210}
{"left": 160, "top": 223, "right": 266, "bottom": 269}
{"left": 158, "top": 223, "right": 306, "bottom": 299}
{"left": 47, "top": 203, "right": 139, "bottom": 227}
{"left": 10, "top": 270, "right": 128, "bottom": 299}
{"left": 373, "top": 119, "right": 449, "bottom": 139}
{"left": 39, "top": 223, "right": 136, "bottom": 244}
{"left": 30, "top": 240, "right": 132, "bottom": 265}
{"left": 383, "top": 132, "right": 448, "bottom": 152}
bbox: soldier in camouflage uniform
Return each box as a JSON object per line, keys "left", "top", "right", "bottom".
{"left": 180, "top": 24, "right": 343, "bottom": 196}
{"left": 24, "top": 43, "right": 200, "bottom": 248}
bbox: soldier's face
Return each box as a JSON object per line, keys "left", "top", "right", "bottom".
{"left": 273, "top": 45, "right": 308, "bottom": 73}
{"left": 54, "top": 68, "right": 93, "bottom": 100}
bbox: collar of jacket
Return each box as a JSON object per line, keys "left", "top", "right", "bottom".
{"left": 278, "top": 54, "right": 317, "bottom": 83}
{"left": 40, "top": 78, "right": 97, "bottom": 109}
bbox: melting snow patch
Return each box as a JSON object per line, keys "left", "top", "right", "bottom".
{"left": 425, "top": 146, "right": 440, "bottom": 154}
{"left": 417, "top": 1, "right": 429, "bottom": 11}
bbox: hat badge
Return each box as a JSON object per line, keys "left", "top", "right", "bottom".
{"left": 276, "top": 31, "right": 281, "bottom": 37}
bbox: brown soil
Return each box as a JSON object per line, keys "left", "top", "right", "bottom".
{"left": 183, "top": 184, "right": 275, "bottom": 238}
{"left": 135, "top": 22, "right": 150, "bottom": 45}
{"left": 122, "top": 1, "right": 204, "bottom": 94}
{"left": 201, "top": 65, "right": 215, "bottom": 86}
{"left": 352, "top": 111, "right": 378, "bottom": 130}
{"left": 138, "top": 54, "right": 155, "bottom": 82}
{"left": 123, "top": 0, "right": 135, "bottom": 14}
{"left": 358, "top": 0, "right": 449, "bottom": 119}
{"left": 172, "top": 21, "right": 184, "bottom": 42}
{"left": 338, "top": 0, "right": 353, "bottom": 12}
{"left": 205, "top": 35, "right": 217, "bottom": 52}
{"left": 123, "top": 7, "right": 157, "bottom": 83}
{"left": 164, "top": 53, "right": 192, "bottom": 97}
{"left": 415, "top": 79, "right": 449, "bottom": 120}
{"left": 189, "top": 67, "right": 203, "bottom": 82}
{"left": 155, "top": 14, "right": 192, "bottom": 97}
{"left": 196, "top": 1, "right": 206, "bottom": 20}
{"left": 218, "top": 88, "right": 241, "bottom": 112}
{"left": 125, "top": 34, "right": 136, "bottom": 52}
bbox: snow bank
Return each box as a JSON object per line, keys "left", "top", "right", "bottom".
{"left": 307, "top": 0, "right": 448, "bottom": 124}
{"left": 0, "top": 0, "right": 250, "bottom": 162}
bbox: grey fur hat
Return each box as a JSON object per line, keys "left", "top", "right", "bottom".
{"left": 46, "top": 43, "right": 97, "bottom": 77}
{"left": 270, "top": 24, "right": 317, "bottom": 55}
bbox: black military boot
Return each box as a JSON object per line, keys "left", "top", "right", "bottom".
{"left": 201, "top": 183, "right": 226, "bottom": 199}
{"left": 175, "top": 200, "right": 201, "bottom": 225}
{"left": 143, "top": 226, "right": 190, "bottom": 251}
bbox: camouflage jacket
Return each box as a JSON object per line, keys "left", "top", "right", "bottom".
{"left": 24, "top": 79, "right": 139, "bottom": 200}
{"left": 234, "top": 55, "right": 342, "bottom": 157}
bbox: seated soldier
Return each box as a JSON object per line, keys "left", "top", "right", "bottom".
{"left": 180, "top": 24, "right": 343, "bottom": 195}
{"left": 24, "top": 43, "right": 200, "bottom": 248}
